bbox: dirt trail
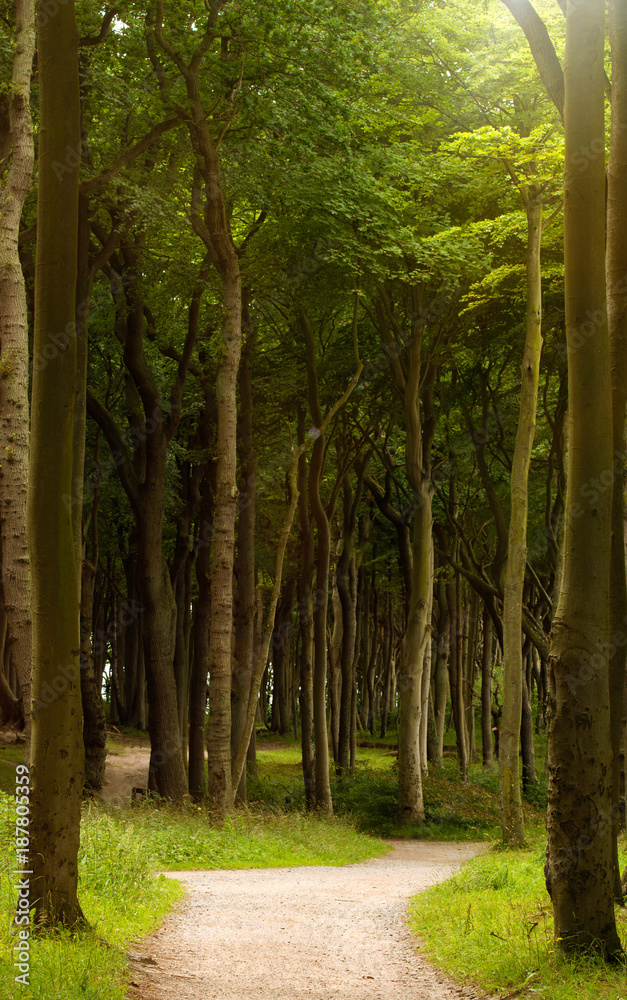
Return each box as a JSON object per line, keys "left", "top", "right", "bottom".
{"left": 101, "top": 746, "right": 486, "bottom": 1000}
{"left": 126, "top": 840, "right": 486, "bottom": 1000}
{"left": 101, "top": 746, "right": 151, "bottom": 803}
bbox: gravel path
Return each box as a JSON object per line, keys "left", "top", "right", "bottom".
{"left": 127, "top": 840, "right": 486, "bottom": 1000}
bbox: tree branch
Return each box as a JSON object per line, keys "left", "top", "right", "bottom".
{"left": 500, "top": 0, "right": 564, "bottom": 121}
{"left": 79, "top": 8, "right": 118, "bottom": 47}
{"left": 80, "top": 118, "right": 181, "bottom": 194}
{"left": 86, "top": 390, "right": 141, "bottom": 514}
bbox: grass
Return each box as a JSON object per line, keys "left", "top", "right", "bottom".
{"left": 0, "top": 720, "right": 549, "bottom": 999}
{"left": 331, "top": 754, "right": 544, "bottom": 840}
{"left": 250, "top": 735, "right": 545, "bottom": 840}
{"left": 0, "top": 785, "right": 388, "bottom": 1000}
{"left": 408, "top": 837, "right": 627, "bottom": 1000}
{"left": 0, "top": 792, "right": 182, "bottom": 1000}
{"left": 0, "top": 744, "right": 24, "bottom": 797}
{"left": 81, "top": 798, "right": 388, "bottom": 871}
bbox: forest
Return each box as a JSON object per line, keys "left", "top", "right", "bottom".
{"left": 1, "top": 0, "right": 627, "bottom": 997}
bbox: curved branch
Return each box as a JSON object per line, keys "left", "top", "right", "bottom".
{"left": 79, "top": 8, "right": 118, "bottom": 47}
{"left": 500, "top": 0, "right": 564, "bottom": 120}
{"left": 80, "top": 118, "right": 181, "bottom": 194}
{"left": 86, "top": 390, "right": 140, "bottom": 514}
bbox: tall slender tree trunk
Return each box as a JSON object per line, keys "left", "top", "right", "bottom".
{"left": 0, "top": 0, "right": 35, "bottom": 750}
{"left": 447, "top": 570, "right": 468, "bottom": 780}
{"left": 499, "top": 189, "right": 542, "bottom": 847}
{"left": 189, "top": 461, "right": 215, "bottom": 800}
{"left": 481, "top": 604, "right": 494, "bottom": 768}
{"left": 137, "top": 462, "right": 188, "bottom": 799}
{"left": 80, "top": 559, "right": 107, "bottom": 794}
{"left": 419, "top": 636, "right": 432, "bottom": 775}
{"left": 380, "top": 595, "right": 393, "bottom": 739}
{"left": 607, "top": 0, "right": 627, "bottom": 905}
{"left": 297, "top": 412, "right": 315, "bottom": 808}
{"left": 434, "top": 580, "right": 450, "bottom": 762}
{"left": 206, "top": 264, "right": 241, "bottom": 817}
{"left": 310, "top": 436, "right": 333, "bottom": 816}
{"left": 367, "top": 580, "right": 379, "bottom": 736}
{"left": 397, "top": 477, "right": 432, "bottom": 822}
{"left": 328, "top": 571, "right": 343, "bottom": 760}
{"left": 302, "top": 310, "right": 333, "bottom": 816}
{"left": 27, "top": 0, "right": 84, "bottom": 925}
{"left": 231, "top": 326, "right": 257, "bottom": 804}
{"left": 520, "top": 646, "right": 535, "bottom": 794}
{"left": 337, "top": 463, "right": 364, "bottom": 773}
{"left": 383, "top": 293, "right": 437, "bottom": 824}
{"left": 546, "top": 0, "right": 622, "bottom": 959}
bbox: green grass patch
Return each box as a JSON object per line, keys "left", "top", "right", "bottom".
{"left": 250, "top": 734, "right": 545, "bottom": 840}
{"left": 0, "top": 787, "right": 387, "bottom": 1000}
{"left": 408, "top": 838, "right": 627, "bottom": 1000}
{"left": 93, "top": 799, "right": 389, "bottom": 870}
{"left": 0, "top": 745, "right": 24, "bottom": 796}
{"left": 0, "top": 792, "right": 182, "bottom": 1000}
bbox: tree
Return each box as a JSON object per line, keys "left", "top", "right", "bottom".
{"left": 27, "top": 0, "right": 84, "bottom": 926}
{"left": 499, "top": 177, "right": 541, "bottom": 848}
{"left": 545, "top": 0, "right": 622, "bottom": 960}
{"left": 606, "top": 0, "right": 627, "bottom": 907}
{"left": 0, "top": 0, "right": 35, "bottom": 740}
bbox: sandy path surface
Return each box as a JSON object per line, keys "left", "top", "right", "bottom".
{"left": 101, "top": 746, "right": 151, "bottom": 803}
{"left": 127, "top": 840, "right": 486, "bottom": 1000}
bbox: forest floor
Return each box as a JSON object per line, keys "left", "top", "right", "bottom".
{"left": 97, "top": 745, "right": 489, "bottom": 1000}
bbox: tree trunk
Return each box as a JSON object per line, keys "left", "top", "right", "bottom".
{"left": 397, "top": 477, "right": 432, "bottom": 823}
{"left": 380, "top": 595, "right": 394, "bottom": 739}
{"left": 27, "top": 0, "right": 84, "bottom": 925}
{"left": 297, "top": 412, "right": 315, "bottom": 808}
{"left": 138, "top": 492, "right": 188, "bottom": 799}
{"left": 366, "top": 572, "right": 379, "bottom": 736}
{"left": 80, "top": 560, "right": 107, "bottom": 795}
{"left": 499, "top": 189, "right": 542, "bottom": 847}
{"left": 189, "top": 464, "right": 215, "bottom": 801}
{"left": 481, "top": 604, "right": 494, "bottom": 768}
{"left": 0, "top": 0, "right": 35, "bottom": 756}
{"left": 328, "top": 571, "right": 343, "bottom": 760}
{"left": 447, "top": 571, "right": 468, "bottom": 780}
{"left": 337, "top": 470, "right": 361, "bottom": 773}
{"left": 231, "top": 322, "right": 257, "bottom": 802}
{"left": 607, "top": 0, "right": 627, "bottom": 906}
{"left": 520, "top": 646, "right": 535, "bottom": 795}
{"left": 0, "top": 606, "right": 21, "bottom": 725}
{"left": 434, "top": 579, "right": 450, "bottom": 762}
{"left": 302, "top": 309, "right": 333, "bottom": 815}
{"left": 206, "top": 262, "right": 242, "bottom": 817}
{"left": 419, "top": 634, "right": 432, "bottom": 776}
{"left": 546, "top": 0, "right": 622, "bottom": 959}
{"left": 310, "top": 435, "right": 333, "bottom": 816}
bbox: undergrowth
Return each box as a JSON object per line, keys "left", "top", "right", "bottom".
{"left": 0, "top": 724, "right": 549, "bottom": 999}
{"left": 408, "top": 839, "right": 627, "bottom": 1000}
{"left": 0, "top": 788, "right": 387, "bottom": 1000}
{"left": 251, "top": 740, "right": 544, "bottom": 840}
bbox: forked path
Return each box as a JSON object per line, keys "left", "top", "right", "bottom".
{"left": 127, "top": 840, "right": 486, "bottom": 1000}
